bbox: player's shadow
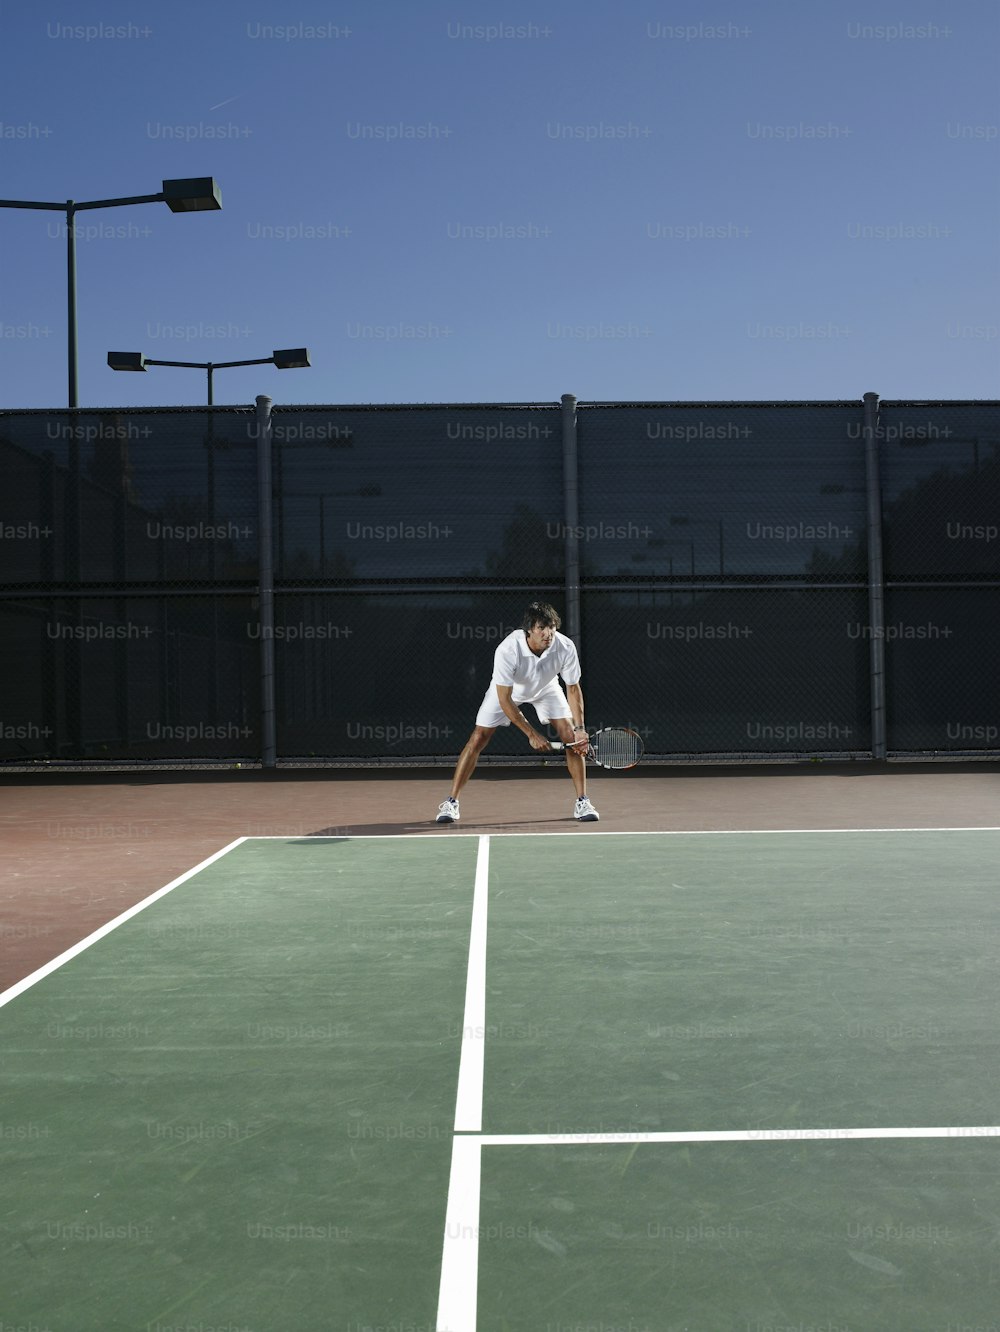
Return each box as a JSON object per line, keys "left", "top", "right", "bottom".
{"left": 304, "top": 814, "right": 582, "bottom": 837}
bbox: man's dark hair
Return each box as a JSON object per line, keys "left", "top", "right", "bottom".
{"left": 522, "top": 602, "right": 561, "bottom": 632}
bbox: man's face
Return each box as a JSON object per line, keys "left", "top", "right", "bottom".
{"left": 525, "top": 621, "right": 555, "bottom": 654}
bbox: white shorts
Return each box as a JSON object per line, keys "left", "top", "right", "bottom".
{"left": 476, "top": 682, "right": 572, "bottom": 730}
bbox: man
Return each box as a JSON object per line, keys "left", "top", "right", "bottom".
{"left": 435, "top": 601, "right": 600, "bottom": 823}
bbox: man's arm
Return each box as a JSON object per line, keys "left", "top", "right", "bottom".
{"left": 566, "top": 682, "right": 585, "bottom": 729}
{"left": 495, "top": 685, "right": 551, "bottom": 750}
{"left": 565, "top": 682, "right": 589, "bottom": 747}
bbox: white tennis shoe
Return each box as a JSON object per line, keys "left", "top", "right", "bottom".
{"left": 574, "top": 796, "right": 600, "bottom": 822}
{"left": 436, "top": 797, "right": 460, "bottom": 823}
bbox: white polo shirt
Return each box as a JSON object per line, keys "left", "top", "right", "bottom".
{"left": 491, "top": 629, "right": 581, "bottom": 702}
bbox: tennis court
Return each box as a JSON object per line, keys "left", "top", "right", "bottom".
{"left": 3, "top": 767, "right": 1000, "bottom": 1332}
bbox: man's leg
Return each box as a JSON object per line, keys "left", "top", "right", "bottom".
{"left": 551, "top": 717, "right": 587, "bottom": 798}
{"left": 450, "top": 726, "right": 495, "bottom": 798}
{"left": 435, "top": 726, "right": 496, "bottom": 822}
{"left": 550, "top": 716, "right": 599, "bottom": 820}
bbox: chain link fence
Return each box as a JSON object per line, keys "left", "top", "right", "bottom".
{"left": 0, "top": 406, "right": 258, "bottom": 762}
{"left": 574, "top": 403, "right": 871, "bottom": 758}
{"left": 878, "top": 402, "right": 1000, "bottom": 755}
{"left": 1, "top": 396, "right": 997, "bottom": 765}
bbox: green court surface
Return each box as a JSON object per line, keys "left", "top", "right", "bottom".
{"left": 477, "top": 1138, "right": 1000, "bottom": 1329}
{"left": 2, "top": 830, "right": 1000, "bottom": 1332}
{"left": 482, "top": 831, "right": 1000, "bottom": 1133}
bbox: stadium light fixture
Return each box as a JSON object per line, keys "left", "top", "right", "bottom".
{"left": 106, "top": 351, "right": 147, "bottom": 373}
{"left": 271, "top": 348, "right": 311, "bottom": 370}
{"left": 107, "top": 348, "right": 311, "bottom": 404}
{"left": 161, "top": 177, "right": 223, "bottom": 213}
{"left": 0, "top": 177, "right": 223, "bottom": 407}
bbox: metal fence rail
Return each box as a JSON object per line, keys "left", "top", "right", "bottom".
{"left": 1, "top": 394, "right": 998, "bottom": 766}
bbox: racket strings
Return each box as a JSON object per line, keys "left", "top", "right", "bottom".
{"left": 592, "top": 728, "right": 642, "bottom": 769}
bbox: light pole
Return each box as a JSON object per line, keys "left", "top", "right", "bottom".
{"left": 109, "top": 347, "right": 311, "bottom": 583}
{"left": 107, "top": 347, "right": 308, "bottom": 749}
{"left": 107, "top": 347, "right": 310, "bottom": 403}
{"left": 0, "top": 177, "right": 222, "bottom": 408}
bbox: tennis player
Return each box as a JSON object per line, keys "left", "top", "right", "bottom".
{"left": 435, "top": 601, "right": 600, "bottom": 823}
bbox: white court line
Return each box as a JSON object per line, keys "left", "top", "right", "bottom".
{"left": 245, "top": 827, "right": 1000, "bottom": 839}
{"left": 436, "top": 1135, "right": 483, "bottom": 1332}
{"left": 434, "top": 1122, "right": 999, "bottom": 1331}
{"left": 436, "top": 837, "right": 490, "bottom": 1332}
{"left": 453, "top": 835, "right": 490, "bottom": 1131}
{"left": 473, "top": 1126, "right": 1000, "bottom": 1145}
{"left": 0, "top": 837, "right": 248, "bottom": 1011}
{"left": 254, "top": 830, "right": 1000, "bottom": 1332}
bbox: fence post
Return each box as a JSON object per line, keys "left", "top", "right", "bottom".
{"left": 66, "top": 426, "right": 82, "bottom": 757}
{"left": 863, "top": 390, "right": 887, "bottom": 759}
{"left": 561, "top": 393, "right": 581, "bottom": 644}
{"left": 255, "top": 394, "right": 277, "bottom": 767}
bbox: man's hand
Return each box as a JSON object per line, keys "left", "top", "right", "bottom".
{"left": 566, "top": 724, "right": 590, "bottom": 753}
{"left": 528, "top": 731, "right": 552, "bottom": 751}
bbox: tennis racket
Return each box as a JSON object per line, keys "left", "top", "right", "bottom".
{"left": 549, "top": 727, "right": 644, "bottom": 770}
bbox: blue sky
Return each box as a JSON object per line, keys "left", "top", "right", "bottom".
{"left": 1, "top": 0, "right": 997, "bottom": 408}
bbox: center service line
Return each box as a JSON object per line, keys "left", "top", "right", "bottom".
{"left": 436, "top": 835, "right": 491, "bottom": 1332}
{"left": 435, "top": 1134, "right": 483, "bottom": 1332}
{"left": 453, "top": 833, "right": 490, "bottom": 1133}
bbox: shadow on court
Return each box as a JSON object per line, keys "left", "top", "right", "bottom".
{"left": 304, "top": 815, "right": 591, "bottom": 836}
